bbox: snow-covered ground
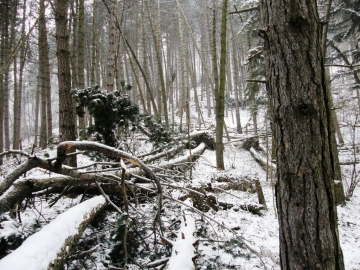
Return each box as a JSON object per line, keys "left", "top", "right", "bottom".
{"left": 0, "top": 105, "right": 360, "bottom": 270}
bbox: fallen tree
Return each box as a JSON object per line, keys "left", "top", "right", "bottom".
{"left": 0, "top": 136, "right": 267, "bottom": 269}
{"left": 0, "top": 196, "right": 107, "bottom": 270}
{"left": 0, "top": 142, "right": 208, "bottom": 215}
{"left": 0, "top": 141, "right": 163, "bottom": 217}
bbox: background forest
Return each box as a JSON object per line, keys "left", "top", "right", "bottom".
{"left": 0, "top": 0, "right": 359, "bottom": 269}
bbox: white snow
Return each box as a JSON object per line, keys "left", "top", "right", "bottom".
{"left": 0, "top": 195, "right": 106, "bottom": 270}
{"left": 0, "top": 100, "right": 360, "bottom": 269}
{"left": 167, "top": 198, "right": 196, "bottom": 270}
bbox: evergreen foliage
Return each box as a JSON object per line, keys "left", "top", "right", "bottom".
{"left": 244, "top": 47, "right": 266, "bottom": 110}
{"left": 72, "top": 85, "right": 182, "bottom": 155}
{"left": 71, "top": 84, "right": 138, "bottom": 148}
{"left": 140, "top": 114, "right": 175, "bottom": 148}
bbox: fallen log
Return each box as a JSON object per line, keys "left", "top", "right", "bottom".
{"left": 125, "top": 142, "right": 207, "bottom": 177}
{"left": 0, "top": 143, "right": 207, "bottom": 215}
{"left": 249, "top": 147, "right": 277, "bottom": 172}
{"left": 0, "top": 196, "right": 108, "bottom": 270}
{"left": 239, "top": 204, "right": 266, "bottom": 216}
{"left": 166, "top": 199, "right": 196, "bottom": 270}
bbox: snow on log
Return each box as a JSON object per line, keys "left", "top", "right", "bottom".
{"left": 125, "top": 142, "right": 207, "bottom": 176}
{"left": 249, "top": 147, "right": 276, "bottom": 171}
{"left": 166, "top": 199, "right": 196, "bottom": 270}
{"left": 0, "top": 196, "right": 107, "bottom": 270}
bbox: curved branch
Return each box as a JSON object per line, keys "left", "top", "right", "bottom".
{"left": 0, "top": 157, "right": 49, "bottom": 196}
{"left": 54, "top": 141, "right": 163, "bottom": 226}
{"left": 0, "top": 150, "right": 31, "bottom": 158}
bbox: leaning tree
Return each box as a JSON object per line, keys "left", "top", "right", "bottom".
{"left": 259, "top": 0, "right": 344, "bottom": 269}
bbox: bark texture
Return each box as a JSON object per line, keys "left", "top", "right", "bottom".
{"left": 259, "top": 1, "right": 344, "bottom": 269}
{"left": 55, "top": 0, "right": 77, "bottom": 166}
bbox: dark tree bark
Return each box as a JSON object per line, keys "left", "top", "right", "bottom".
{"left": 39, "top": 0, "right": 50, "bottom": 149}
{"left": 13, "top": 1, "right": 26, "bottom": 151}
{"left": 0, "top": 0, "right": 11, "bottom": 163}
{"left": 77, "top": 0, "right": 86, "bottom": 130}
{"left": 213, "top": 0, "right": 227, "bottom": 170}
{"left": 54, "top": 0, "right": 77, "bottom": 166}
{"left": 259, "top": 1, "right": 344, "bottom": 269}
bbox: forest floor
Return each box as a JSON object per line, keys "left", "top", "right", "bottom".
{"left": 0, "top": 107, "right": 359, "bottom": 270}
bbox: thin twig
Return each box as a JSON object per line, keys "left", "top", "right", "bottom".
{"left": 229, "top": 6, "right": 259, "bottom": 14}
{"left": 94, "top": 180, "right": 123, "bottom": 214}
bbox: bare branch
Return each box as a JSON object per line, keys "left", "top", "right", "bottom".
{"left": 0, "top": 150, "right": 31, "bottom": 158}
{"left": 325, "top": 63, "right": 360, "bottom": 68}
{"left": 229, "top": 6, "right": 259, "bottom": 15}
{"left": 95, "top": 180, "right": 123, "bottom": 214}
{"left": 246, "top": 79, "right": 267, "bottom": 84}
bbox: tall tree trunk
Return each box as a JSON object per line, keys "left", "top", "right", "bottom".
{"left": 34, "top": 76, "right": 40, "bottom": 147}
{"left": 321, "top": 0, "right": 343, "bottom": 184}
{"left": 90, "top": 0, "right": 97, "bottom": 87}
{"left": 12, "top": 1, "right": 23, "bottom": 151}
{"left": 259, "top": 1, "right": 344, "bottom": 269}
{"left": 70, "top": 0, "right": 78, "bottom": 89}
{"left": 39, "top": 0, "right": 50, "bottom": 149}
{"left": 106, "top": 0, "right": 116, "bottom": 91}
{"left": 230, "top": 19, "right": 242, "bottom": 134}
{"left": 214, "top": 0, "right": 227, "bottom": 170}
{"left": 55, "top": 0, "right": 77, "bottom": 167}
{"left": 115, "top": 1, "right": 125, "bottom": 94}
{"left": 3, "top": 0, "right": 13, "bottom": 153}
{"left": 178, "top": 9, "right": 187, "bottom": 131}
{"left": 141, "top": 2, "right": 153, "bottom": 114}
{"left": 0, "top": 0, "right": 5, "bottom": 164}
{"left": 77, "top": 0, "right": 85, "bottom": 132}
{"left": 146, "top": 0, "right": 168, "bottom": 125}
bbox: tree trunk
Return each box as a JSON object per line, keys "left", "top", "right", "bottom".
{"left": 34, "top": 73, "right": 40, "bottom": 147}
{"left": 214, "top": 0, "right": 227, "bottom": 170}
{"left": 106, "top": 0, "right": 116, "bottom": 91}
{"left": 146, "top": 0, "right": 168, "bottom": 125}
{"left": 39, "top": 0, "right": 49, "bottom": 149}
{"left": 55, "top": 0, "right": 77, "bottom": 167}
{"left": 77, "top": 0, "right": 85, "bottom": 131}
{"left": 230, "top": 26, "right": 243, "bottom": 134}
{"left": 321, "top": 0, "right": 343, "bottom": 184}
{"left": 12, "top": 1, "right": 24, "bottom": 152}
{"left": 178, "top": 10, "right": 187, "bottom": 132}
{"left": 259, "top": 1, "right": 344, "bottom": 269}
{"left": 3, "top": 0, "right": 12, "bottom": 153}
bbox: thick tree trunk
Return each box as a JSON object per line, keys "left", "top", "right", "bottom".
{"left": 39, "top": 0, "right": 48, "bottom": 149}
{"left": 13, "top": 2, "right": 26, "bottom": 152}
{"left": 55, "top": 0, "right": 77, "bottom": 167}
{"left": 259, "top": 1, "right": 344, "bottom": 269}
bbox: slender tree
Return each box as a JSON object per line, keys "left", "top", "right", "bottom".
{"left": 13, "top": 0, "right": 26, "bottom": 151}
{"left": 39, "top": 0, "right": 52, "bottom": 149}
{"left": 259, "top": 0, "right": 344, "bottom": 269}
{"left": 3, "top": 0, "right": 13, "bottom": 153}
{"left": 106, "top": 0, "right": 116, "bottom": 91}
{"left": 214, "top": 0, "right": 228, "bottom": 170}
{"left": 146, "top": 0, "right": 168, "bottom": 125}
